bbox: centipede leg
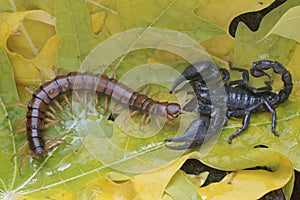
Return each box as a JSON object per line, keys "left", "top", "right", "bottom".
{"left": 44, "top": 120, "right": 61, "bottom": 129}
{"left": 15, "top": 118, "right": 26, "bottom": 127}
{"left": 35, "top": 67, "right": 46, "bottom": 83}
{"left": 53, "top": 99, "right": 69, "bottom": 115}
{"left": 44, "top": 118, "right": 61, "bottom": 126}
{"left": 13, "top": 141, "right": 29, "bottom": 158}
{"left": 83, "top": 91, "right": 88, "bottom": 113}
{"left": 46, "top": 111, "right": 57, "bottom": 120}
{"left": 95, "top": 93, "right": 99, "bottom": 107}
{"left": 155, "top": 117, "right": 162, "bottom": 129}
{"left": 18, "top": 153, "right": 32, "bottom": 172}
{"left": 48, "top": 104, "right": 58, "bottom": 116}
{"left": 73, "top": 91, "right": 83, "bottom": 105}
{"left": 103, "top": 97, "right": 109, "bottom": 115}
{"left": 140, "top": 113, "right": 148, "bottom": 127}
{"left": 62, "top": 95, "right": 72, "bottom": 110}
{"left": 53, "top": 65, "right": 69, "bottom": 75}
{"left": 14, "top": 102, "right": 27, "bottom": 109}
{"left": 13, "top": 127, "right": 26, "bottom": 134}
{"left": 145, "top": 115, "right": 151, "bottom": 125}
{"left": 25, "top": 87, "right": 34, "bottom": 95}
{"left": 44, "top": 132, "right": 70, "bottom": 148}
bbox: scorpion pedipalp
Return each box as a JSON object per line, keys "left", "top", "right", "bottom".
{"left": 165, "top": 116, "right": 209, "bottom": 149}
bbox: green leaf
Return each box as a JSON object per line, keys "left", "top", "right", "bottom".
{"left": 263, "top": 6, "right": 300, "bottom": 43}
{"left": 0, "top": 0, "right": 298, "bottom": 199}
{"left": 0, "top": 46, "right": 19, "bottom": 104}
{"left": 55, "top": 0, "right": 110, "bottom": 69}
{"left": 117, "top": 0, "right": 225, "bottom": 42}
{"left": 164, "top": 171, "right": 202, "bottom": 200}
{"left": 234, "top": 0, "right": 300, "bottom": 67}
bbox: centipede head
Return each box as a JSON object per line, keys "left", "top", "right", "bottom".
{"left": 166, "top": 103, "right": 181, "bottom": 120}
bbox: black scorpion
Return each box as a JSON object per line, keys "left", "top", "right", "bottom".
{"left": 165, "top": 60, "right": 293, "bottom": 149}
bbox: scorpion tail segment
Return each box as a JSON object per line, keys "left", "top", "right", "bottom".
{"left": 251, "top": 60, "right": 293, "bottom": 103}
{"left": 279, "top": 71, "right": 293, "bottom": 102}
{"left": 165, "top": 117, "right": 209, "bottom": 150}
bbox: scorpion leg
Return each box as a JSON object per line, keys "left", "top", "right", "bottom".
{"left": 228, "top": 112, "right": 250, "bottom": 144}
{"left": 263, "top": 100, "right": 279, "bottom": 137}
{"left": 165, "top": 116, "right": 210, "bottom": 150}
{"left": 219, "top": 68, "right": 230, "bottom": 82}
{"left": 243, "top": 84, "right": 272, "bottom": 93}
{"left": 226, "top": 62, "right": 249, "bottom": 87}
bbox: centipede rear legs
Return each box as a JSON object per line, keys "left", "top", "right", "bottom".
{"left": 13, "top": 132, "right": 69, "bottom": 170}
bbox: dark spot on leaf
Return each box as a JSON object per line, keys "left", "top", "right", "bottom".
{"left": 229, "top": 0, "right": 287, "bottom": 37}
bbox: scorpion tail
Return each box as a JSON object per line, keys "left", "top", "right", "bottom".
{"left": 278, "top": 69, "right": 293, "bottom": 103}
{"left": 250, "top": 60, "right": 293, "bottom": 103}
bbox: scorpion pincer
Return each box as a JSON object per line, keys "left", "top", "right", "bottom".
{"left": 165, "top": 60, "right": 293, "bottom": 150}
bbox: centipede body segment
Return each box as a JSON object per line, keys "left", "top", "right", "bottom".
{"left": 18, "top": 72, "right": 181, "bottom": 167}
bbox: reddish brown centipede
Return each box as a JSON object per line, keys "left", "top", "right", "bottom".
{"left": 15, "top": 72, "right": 181, "bottom": 167}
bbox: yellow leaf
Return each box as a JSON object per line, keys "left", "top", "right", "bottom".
{"left": 199, "top": 149, "right": 293, "bottom": 200}
{"left": 133, "top": 152, "right": 199, "bottom": 199}
{"left": 10, "top": 35, "right": 60, "bottom": 86}
{"left": 86, "top": 152, "right": 198, "bottom": 199}
{"left": 90, "top": 12, "right": 106, "bottom": 34}
{"left": 263, "top": 6, "right": 300, "bottom": 43}
{"left": 0, "top": 10, "right": 55, "bottom": 47}
{"left": 0, "top": 10, "right": 58, "bottom": 85}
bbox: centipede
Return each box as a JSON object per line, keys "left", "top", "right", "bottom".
{"left": 14, "top": 71, "right": 181, "bottom": 168}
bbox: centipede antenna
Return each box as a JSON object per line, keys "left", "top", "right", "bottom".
{"left": 35, "top": 67, "right": 45, "bottom": 83}
{"left": 179, "top": 110, "right": 195, "bottom": 115}
{"left": 179, "top": 97, "right": 198, "bottom": 114}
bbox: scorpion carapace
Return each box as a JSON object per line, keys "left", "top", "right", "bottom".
{"left": 165, "top": 60, "right": 293, "bottom": 150}
{"left": 15, "top": 72, "right": 181, "bottom": 167}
